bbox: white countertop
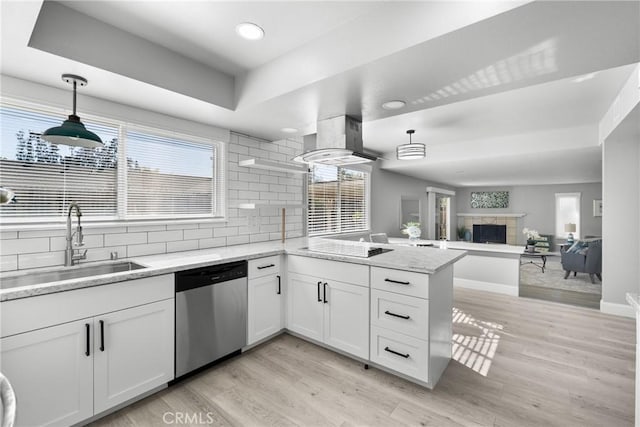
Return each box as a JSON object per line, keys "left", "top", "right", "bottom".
{"left": 388, "top": 237, "right": 526, "bottom": 255}
{"left": 0, "top": 237, "right": 466, "bottom": 302}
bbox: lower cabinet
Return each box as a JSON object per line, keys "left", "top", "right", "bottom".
{"left": 0, "top": 298, "right": 174, "bottom": 427}
{"left": 93, "top": 299, "right": 174, "bottom": 414}
{"left": 247, "top": 256, "right": 284, "bottom": 346}
{"left": 288, "top": 271, "right": 369, "bottom": 359}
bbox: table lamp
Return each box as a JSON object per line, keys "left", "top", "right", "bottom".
{"left": 564, "top": 223, "right": 576, "bottom": 245}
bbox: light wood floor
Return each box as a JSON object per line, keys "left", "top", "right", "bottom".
{"left": 90, "top": 288, "right": 636, "bottom": 427}
{"left": 519, "top": 284, "right": 601, "bottom": 309}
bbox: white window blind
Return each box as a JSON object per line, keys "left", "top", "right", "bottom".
{"left": 308, "top": 164, "right": 369, "bottom": 236}
{"left": 0, "top": 105, "right": 118, "bottom": 220}
{"left": 555, "top": 192, "right": 581, "bottom": 239}
{"left": 125, "top": 128, "right": 218, "bottom": 219}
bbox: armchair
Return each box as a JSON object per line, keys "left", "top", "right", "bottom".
{"left": 560, "top": 240, "right": 602, "bottom": 284}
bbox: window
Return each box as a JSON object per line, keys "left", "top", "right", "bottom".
{"left": 0, "top": 100, "right": 225, "bottom": 223}
{"left": 124, "top": 128, "right": 221, "bottom": 219}
{"left": 555, "top": 192, "right": 581, "bottom": 239}
{"left": 307, "top": 164, "right": 369, "bottom": 236}
{"left": 0, "top": 104, "right": 119, "bottom": 221}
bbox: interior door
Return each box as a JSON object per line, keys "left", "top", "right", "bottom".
{"left": 93, "top": 299, "right": 174, "bottom": 414}
{"left": 0, "top": 319, "right": 94, "bottom": 427}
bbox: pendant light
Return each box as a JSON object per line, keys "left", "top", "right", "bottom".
{"left": 396, "top": 129, "right": 426, "bottom": 160}
{"left": 42, "top": 74, "right": 103, "bottom": 148}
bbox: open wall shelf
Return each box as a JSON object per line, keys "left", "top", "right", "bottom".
{"left": 238, "top": 158, "right": 307, "bottom": 174}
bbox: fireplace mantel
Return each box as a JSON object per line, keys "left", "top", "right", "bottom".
{"left": 457, "top": 213, "right": 526, "bottom": 217}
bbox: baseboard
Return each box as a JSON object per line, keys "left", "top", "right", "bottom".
{"left": 600, "top": 300, "right": 636, "bottom": 318}
{"left": 454, "top": 278, "right": 518, "bottom": 296}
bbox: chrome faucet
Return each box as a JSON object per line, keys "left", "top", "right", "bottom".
{"left": 65, "top": 202, "right": 87, "bottom": 266}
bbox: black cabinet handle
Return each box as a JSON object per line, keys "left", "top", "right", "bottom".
{"left": 317, "top": 281, "right": 322, "bottom": 302}
{"left": 384, "top": 310, "right": 410, "bottom": 320}
{"left": 384, "top": 278, "right": 410, "bottom": 285}
{"left": 384, "top": 346, "right": 410, "bottom": 359}
{"left": 85, "top": 323, "right": 90, "bottom": 357}
{"left": 99, "top": 320, "right": 105, "bottom": 352}
{"left": 257, "top": 264, "right": 275, "bottom": 270}
{"left": 323, "top": 282, "right": 328, "bottom": 304}
{"left": 277, "top": 275, "right": 281, "bottom": 295}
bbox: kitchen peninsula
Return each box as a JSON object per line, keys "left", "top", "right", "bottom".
{"left": 0, "top": 237, "right": 465, "bottom": 426}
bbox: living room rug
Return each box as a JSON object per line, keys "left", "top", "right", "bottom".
{"left": 519, "top": 256, "right": 601, "bottom": 295}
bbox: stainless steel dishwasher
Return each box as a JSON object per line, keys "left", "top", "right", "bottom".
{"left": 175, "top": 260, "right": 247, "bottom": 379}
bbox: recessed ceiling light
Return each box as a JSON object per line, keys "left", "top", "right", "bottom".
{"left": 236, "top": 22, "right": 264, "bottom": 41}
{"left": 382, "top": 100, "right": 406, "bottom": 110}
{"left": 281, "top": 127, "right": 298, "bottom": 134}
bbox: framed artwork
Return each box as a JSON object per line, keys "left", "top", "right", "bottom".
{"left": 593, "top": 199, "right": 603, "bottom": 217}
{"left": 470, "top": 191, "right": 509, "bottom": 208}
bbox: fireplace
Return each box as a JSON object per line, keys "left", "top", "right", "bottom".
{"left": 473, "top": 224, "right": 507, "bottom": 244}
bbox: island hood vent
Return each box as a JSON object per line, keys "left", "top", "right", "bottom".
{"left": 293, "top": 115, "right": 377, "bottom": 166}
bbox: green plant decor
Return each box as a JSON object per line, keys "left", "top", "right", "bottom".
{"left": 456, "top": 226, "right": 467, "bottom": 240}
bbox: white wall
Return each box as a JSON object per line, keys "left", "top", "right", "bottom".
{"left": 601, "top": 106, "right": 640, "bottom": 314}
{"left": 0, "top": 77, "right": 304, "bottom": 272}
{"left": 455, "top": 183, "right": 602, "bottom": 244}
{"left": 370, "top": 165, "right": 456, "bottom": 238}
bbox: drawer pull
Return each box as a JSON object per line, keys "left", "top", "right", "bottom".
{"left": 257, "top": 263, "right": 275, "bottom": 270}
{"left": 384, "top": 310, "right": 410, "bottom": 320}
{"left": 384, "top": 346, "right": 410, "bottom": 359}
{"left": 384, "top": 278, "right": 410, "bottom": 285}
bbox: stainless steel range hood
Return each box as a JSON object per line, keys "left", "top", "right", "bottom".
{"left": 293, "top": 115, "right": 377, "bottom": 166}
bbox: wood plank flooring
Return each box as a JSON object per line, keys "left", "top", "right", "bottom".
{"left": 89, "top": 288, "right": 635, "bottom": 427}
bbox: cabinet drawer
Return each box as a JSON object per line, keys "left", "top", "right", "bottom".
{"left": 248, "top": 256, "right": 281, "bottom": 279}
{"left": 370, "top": 325, "right": 429, "bottom": 382}
{"left": 371, "top": 267, "right": 429, "bottom": 299}
{"left": 288, "top": 255, "right": 368, "bottom": 287}
{"left": 371, "top": 289, "right": 428, "bottom": 339}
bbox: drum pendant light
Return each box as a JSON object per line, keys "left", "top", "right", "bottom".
{"left": 396, "top": 129, "right": 426, "bottom": 160}
{"left": 42, "top": 74, "right": 103, "bottom": 148}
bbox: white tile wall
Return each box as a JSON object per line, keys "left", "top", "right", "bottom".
{"left": 0, "top": 134, "right": 305, "bottom": 272}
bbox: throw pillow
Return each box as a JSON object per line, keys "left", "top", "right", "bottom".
{"left": 567, "top": 240, "right": 589, "bottom": 254}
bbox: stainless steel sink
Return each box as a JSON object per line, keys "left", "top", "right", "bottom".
{"left": 0, "top": 261, "right": 147, "bottom": 290}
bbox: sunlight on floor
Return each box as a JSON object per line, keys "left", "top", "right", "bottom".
{"left": 452, "top": 307, "right": 503, "bottom": 376}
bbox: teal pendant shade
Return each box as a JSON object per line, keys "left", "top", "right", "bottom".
{"left": 42, "top": 114, "right": 103, "bottom": 148}
{"left": 42, "top": 74, "right": 103, "bottom": 149}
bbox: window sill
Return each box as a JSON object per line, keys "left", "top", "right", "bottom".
{"left": 0, "top": 217, "right": 228, "bottom": 232}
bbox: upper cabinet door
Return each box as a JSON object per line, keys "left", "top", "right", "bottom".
{"left": 287, "top": 272, "right": 323, "bottom": 342}
{"left": 323, "top": 280, "right": 370, "bottom": 360}
{"left": 0, "top": 319, "right": 94, "bottom": 427}
{"left": 248, "top": 273, "right": 284, "bottom": 345}
{"left": 93, "top": 299, "right": 174, "bottom": 415}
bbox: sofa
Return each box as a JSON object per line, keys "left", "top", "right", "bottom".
{"left": 560, "top": 240, "right": 602, "bottom": 284}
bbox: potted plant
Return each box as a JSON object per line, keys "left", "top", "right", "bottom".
{"left": 402, "top": 221, "right": 422, "bottom": 241}
{"left": 456, "top": 226, "right": 467, "bottom": 241}
{"left": 522, "top": 227, "right": 540, "bottom": 252}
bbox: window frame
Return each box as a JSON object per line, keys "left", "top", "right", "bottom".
{"left": 555, "top": 192, "right": 581, "bottom": 239}
{"left": 307, "top": 163, "right": 371, "bottom": 237}
{"left": 0, "top": 98, "right": 227, "bottom": 226}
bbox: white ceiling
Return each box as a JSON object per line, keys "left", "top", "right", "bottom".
{"left": 1, "top": 0, "right": 638, "bottom": 187}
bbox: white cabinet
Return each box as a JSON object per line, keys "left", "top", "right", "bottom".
{"left": 94, "top": 299, "right": 174, "bottom": 414}
{"left": 0, "top": 274, "right": 174, "bottom": 426}
{"left": 247, "top": 256, "right": 284, "bottom": 345}
{"left": 287, "top": 256, "right": 370, "bottom": 359}
{"left": 369, "top": 265, "right": 453, "bottom": 388}
{"left": 0, "top": 319, "right": 93, "bottom": 427}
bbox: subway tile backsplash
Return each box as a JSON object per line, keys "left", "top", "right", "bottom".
{"left": 0, "top": 134, "right": 305, "bottom": 272}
